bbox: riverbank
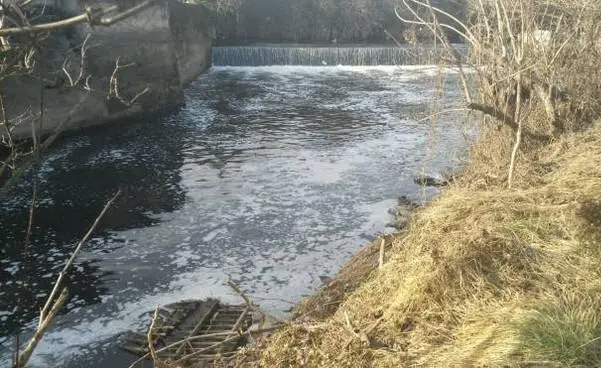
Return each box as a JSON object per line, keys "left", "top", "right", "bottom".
{"left": 231, "top": 116, "right": 601, "bottom": 366}
{"left": 225, "top": 1, "right": 601, "bottom": 365}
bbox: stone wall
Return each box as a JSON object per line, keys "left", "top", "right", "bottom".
{"left": 2, "top": 0, "right": 212, "bottom": 141}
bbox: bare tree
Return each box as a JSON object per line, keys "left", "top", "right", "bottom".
{"left": 396, "top": 0, "right": 601, "bottom": 187}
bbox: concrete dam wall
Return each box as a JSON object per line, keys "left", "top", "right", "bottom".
{"left": 2, "top": 0, "right": 213, "bottom": 140}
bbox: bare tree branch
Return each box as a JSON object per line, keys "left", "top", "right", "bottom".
{"left": 62, "top": 33, "right": 92, "bottom": 89}
{"left": 15, "top": 189, "right": 122, "bottom": 368}
{"left": 108, "top": 57, "right": 149, "bottom": 106}
{"left": 0, "top": 0, "right": 162, "bottom": 37}
{"left": 14, "top": 289, "right": 69, "bottom": 368}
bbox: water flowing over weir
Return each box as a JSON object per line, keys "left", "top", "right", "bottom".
{"left": 212, "top": 44, "right": 468, "bottom": 66}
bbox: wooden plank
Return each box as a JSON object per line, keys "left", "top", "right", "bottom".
{"left": 119, "top": 299, "right": 255, "bottom": 363}
{"left": 231, "top": 308, "right": 250, "bottom": 333}
{"left": 174, "top": 299, "right": 220, "bottom": 355}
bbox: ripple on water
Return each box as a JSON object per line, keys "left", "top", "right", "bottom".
{"left": 0, "top": 65, "right": 468, "bottom": 368}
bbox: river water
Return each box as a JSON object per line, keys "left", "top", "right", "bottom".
{"left": 0, "top": 64, "right": 467, "bottom": 367}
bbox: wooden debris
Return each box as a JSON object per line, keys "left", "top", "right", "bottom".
{"left": 120, "top": 299, "right": 254, "bottom": 366}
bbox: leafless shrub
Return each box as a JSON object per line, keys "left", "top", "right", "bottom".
{"left": 397, "top": 0, "right": 601, "bottom": 188}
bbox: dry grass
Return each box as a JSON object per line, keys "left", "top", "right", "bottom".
{"left": 292, "top": 234, "right": 399, "bottom": 321}
{"left": 242, "top": 120, "right": 601, "bottom": 368}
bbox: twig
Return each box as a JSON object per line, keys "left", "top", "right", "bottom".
{"left": 383, "top": 28, "right": 404, "bottom": 48}
{"left": 508, "top": 82, "right": 523, "bottom": 188}
{"left": 147, "top": 306, "right": 160, "bottom": 364}
{"left": 127, "top": 326, "right": 282, "bottom": 368}
{"left": 173, "top": 334, "right": 243, "bottom": 365}
{"left": 378, "top": 238, "right": 385, "bottom": 270}
{"left": 0, "top": 92, "right": 15, "bottom": 182}
{"left": 248, "top": 295, "right": 296, "bottom": 305}
{"left": 30, "top": 94, "right": 38, "bottom": 152}
{"left": 15, "top": 189, "right": 121, "bottom": 368}
{"left": 227, "top": 278, "right": 254, "bottom": 309}
{"left": 12, "top": 332, "right": 19, "bottom": 368}
{"left": 39, "top": 189, "right": 121, "bottom": 320}
{"left": 37, "top": 73, "right": 45, "bottom": 151}
{"left": 396, "top": 0, "right": 474, "bottom": 103}
{"left": 0, "top": 95, "right": 90, "bottom": 198}
{"left": 97, "top": 0, "right": 159, "bottom": 26}
{"left": 24, "top": 177, "right": 37, "bottom": 250}
{"left": 127, "top": 332, "right": 237, "bottom": 368}
{"left": 108, "top": 57, "right": 149, "bottom": 106}
{"left": 0, "top": 12, "right": 93, "bottom": 36}
{"left": 414, "top": 107, "right": 471, "bottom": 123}
{"left": 14, "top": 289, "right": 69, "bottom": 368}
{"left": 506, "top": 1, "right": 527, "bottom": 189}
{"left": 396, "top": 1, "right": 476, "bottom": 46}
{"left": 62, "top": 34, "right": 92, "bottom": 88}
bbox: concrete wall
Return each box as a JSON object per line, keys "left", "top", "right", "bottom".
{"left": 169, "top": 1, "right": 213, "bottom": 85}
{"left": 2, "top": 0, "right": 212, "bottom": 141}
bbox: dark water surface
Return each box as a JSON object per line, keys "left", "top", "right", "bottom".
{"left": 0, "top": 65, "right": 467, "bottom": 367}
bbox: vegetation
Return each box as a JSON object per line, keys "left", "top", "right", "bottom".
{"left": 196, "top": 0, "right": 468, "bottom": 44}
{"left": 229, "top": 0, "right": 601, "bottom": 366}
{"left": 0, "top": 1, "right": 160, "bottom": 366}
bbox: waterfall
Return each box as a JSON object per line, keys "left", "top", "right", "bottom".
{"left": 212, "top": 44, "right": 467, "bottom": 66}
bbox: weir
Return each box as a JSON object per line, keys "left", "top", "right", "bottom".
{"left": 212, "top": 44, "right": 468, "bottom": 66}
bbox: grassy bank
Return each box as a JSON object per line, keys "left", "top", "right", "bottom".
{"left": 239, "top": 120, "right": 601, "bottom": 367}
{"left": 231, "top": 1, "right": 601, "bottom": 367}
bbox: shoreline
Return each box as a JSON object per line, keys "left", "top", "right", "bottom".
{"left": 231, "top": 119, "right": 601, "bottom": 366}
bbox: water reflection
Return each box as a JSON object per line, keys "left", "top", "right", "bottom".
{"left": 0, "top": 119, "right": 189, "bottom": 340}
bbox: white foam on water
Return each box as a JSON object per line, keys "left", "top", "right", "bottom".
{"left": 211, "top": 64, "right": 461, "bottom": 78}
{"left": 0, "top": 64, "right": 469, "bottom": 368}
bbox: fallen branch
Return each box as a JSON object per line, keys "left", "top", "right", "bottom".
{"left": 227, "top": 279, "right": 254, "bottom": 310}
{"left": 468, "top": 102, "right": 550, "bottom": 141}
{"left": 24, "top": 177, "right": 38, "bottom": 250}
{"left": 13, "top": 289, "right": 69, "bottom": 368}
{"left": 467, "top": 102, "right": 518, "bottom": 129}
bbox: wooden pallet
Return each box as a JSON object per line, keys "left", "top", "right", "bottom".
{"left": 120, "top": 299, "right": 253, "bottom": 364}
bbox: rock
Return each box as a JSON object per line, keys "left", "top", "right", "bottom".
{"left": 393, "top": 196, "right": 420, "bottom": 231}
{"left": 413, "top": 174, "right": 450, "bottom": 187}
{"left": 318, "top": 275, "right": 333, "bottom": 285}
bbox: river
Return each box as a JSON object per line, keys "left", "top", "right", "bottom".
{"left": 0, "top": 63, "right": 467, "bottom": 367}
